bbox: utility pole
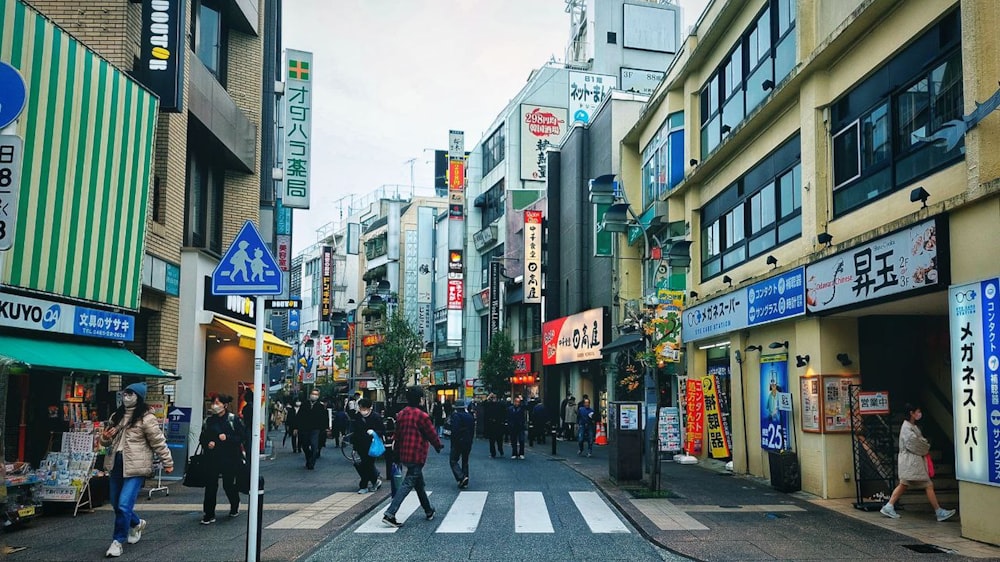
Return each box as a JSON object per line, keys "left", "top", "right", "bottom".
{"left": 403, "top": 158, "right": 417, "bottom": 197}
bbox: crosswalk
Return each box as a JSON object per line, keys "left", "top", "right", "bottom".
{"left": 356, "top": 490, "right": 629, "bottom": 535}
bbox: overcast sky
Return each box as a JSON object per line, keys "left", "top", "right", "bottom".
{"left": 283, "top": 0, "right": 709, "bottom": 253}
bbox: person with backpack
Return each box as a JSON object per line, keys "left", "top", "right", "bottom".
{"left": 199, "top": 394, "right": 246, "bottom": 524}
{"left": 448, "top": 399, "right": 476, "bottom": 488}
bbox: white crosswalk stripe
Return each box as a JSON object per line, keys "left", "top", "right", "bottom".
{"left": 354, "top": 490, "right": 631, "bottom": 535}
{"left": 435, "top": 491, "right": 487, "bottom": 533}
{"left": 514, "top": 491, "right": 554, "bottom": 533}
{"left": 569, "top": 491, "right": 630, "bottom": 533}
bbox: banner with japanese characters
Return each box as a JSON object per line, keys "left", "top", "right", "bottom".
{"left": 806, "top": 218, "right": 943, "bottom": 312}
{"left": 542, "top": 307, "right": 607, "bottom": 366}
{"left": 949, "top": 277, "right": 1000, "bottom": 487}
{"left": 701, "top": 374, "right": 731, "bottom": 458}
{"left": 520, "top": 104, "right": 567, "bottom": 182}
{"left": 283, "top": 49, "right": 313, "bottom": 209}
{"left": 684, "top": 378, "right": 704, "bottom": 455}
{"left": 523, "top": 210, "right": 543, "bottom": 304}
{"left": 569, "top": 71, "right": 617, "bottom": 125}
{"left": 760, "top": 353, "right": 792, "bottom": 451}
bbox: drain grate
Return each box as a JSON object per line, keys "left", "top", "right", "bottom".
{"left": 902, "top": 544, "right": 954, "bottom": 554}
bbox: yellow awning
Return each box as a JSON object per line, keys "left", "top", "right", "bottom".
{"left": 212, "top": 317, "right": 293, "bottom": 357}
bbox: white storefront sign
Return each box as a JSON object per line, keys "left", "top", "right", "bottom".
{"left": 282, "top": 49, "right": 313, "bottom": 209}
{"left": 569, "top": 71, "right": 617, "bottom": 125}
{"left": 520, "top": 104, "right": 567, "bottom": 182}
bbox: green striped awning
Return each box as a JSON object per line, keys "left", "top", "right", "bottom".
{"left": 0, "top": 0, "right": 159, "bottom": 311}
{"left": 0, "top": 335, "right": 173, "bottom": 378}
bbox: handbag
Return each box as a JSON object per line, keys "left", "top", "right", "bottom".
{"left": 368, "top": 432, "right": 386, "bottom": 458}
{"left": 926, "top": 454, "right": 935, "bottom": 479}
{"left": 182, "top": 445, "right": 208, "bottom": 488}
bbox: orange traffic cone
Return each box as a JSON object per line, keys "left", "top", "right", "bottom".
{"left": 594, "top": 421, "right": 607, "bottom": 445}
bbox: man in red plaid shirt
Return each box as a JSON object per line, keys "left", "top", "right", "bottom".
{"left": 382, "top": 387, "right": 443, "bottom": 527}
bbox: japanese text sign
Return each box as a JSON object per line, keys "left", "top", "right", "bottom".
{"left": 760, "top": 353, "right": 792, "bottom": 451}
{"left": 520, "top": 104, "right": 566, "bottom": 182}
{"left": 0, "top": 135, "right": 23, "bottom": 251}
{"left": 569, "top": 71, "right": 617, "bottom": 125}
{"left": 447, "top": 279, "right": 464, "bottom": 310}
{"left": 949, "top": 278, "right": 1000, "bottom": 487}
{"left": 513, "top": 353, "right": 532, "bottom": 375}
{"left": 685, "top": 378, "right": 704, "bottom": 455}
{"left": 283, "top": 49, "right": 313, "bottom": 209}
{"left": 702, "top": 375, "right": 731, "bottom": 458}
{"left": 748, "top": 267, "right": 806, "bottom": 326}
{"left": 542, "top": 307, "right": 606, "bottom": 366}
{"left": 523, "top": 210, "right": 543, "bottom": 304}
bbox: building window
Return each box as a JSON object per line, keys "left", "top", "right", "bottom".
{"left": 192, "top": 0, "right": 228, "bottom": 84}
{"left": 830, "top": 9, "right": 962, "bottom": 216}
{"left": 151, "top": 175, "right": 165, "bottom": 224}
{"left": 642, "top": 112, "right": 684, "bottom": 207}
{"left": 700, "top": 134, "right": 801, "bottom": 281}
{"left": 185, "top": 150, "right": 224, "bottom": 254}
{"left": 699, "top": 0, "right": 796, "bottom": 159}
{"left": 482, "top": 125, "right": 505, "bottom": 175}
{"left": 480, "top": 244, "right": 505, "bottom": 290}
{"left": 480, "top": 179, "right": 505, "bottom": 226}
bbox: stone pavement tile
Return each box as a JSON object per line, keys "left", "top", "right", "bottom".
{"left": 676, "top": 540, "right": 774, "bottom": 561}
{"left": 752, "top": 538, "right": 874, "bottom": 560}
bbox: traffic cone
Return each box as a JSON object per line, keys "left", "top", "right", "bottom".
{"left": 594, "top": 421, "right": 607, "bottom": 445}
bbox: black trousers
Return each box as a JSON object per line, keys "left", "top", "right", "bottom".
{"left": 487, "top": 427, "right": 504, "bottom": 457}
{"left": 356, "top": 453, "right": 379, "bottom": 489}
{"left": 203, "top": 463, "right": 239, "bottom": 518}
{"left": 450, "top": 444, "right": 471, "bottom": 481}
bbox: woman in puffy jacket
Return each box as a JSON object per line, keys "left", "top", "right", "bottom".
{"left": 99, "top": 382, "right": 173, "bottom": 558}
{"left": 880, "top": 403, "right": 956, "bottom": 522}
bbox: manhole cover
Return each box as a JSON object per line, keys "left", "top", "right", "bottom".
{"left": 902, "top": 544, "right": 954, "bottom": 554}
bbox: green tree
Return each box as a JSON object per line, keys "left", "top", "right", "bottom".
{"left": 370, "top": 310, "right": 424, "bottom": 408}
{"left": 479, "top": 331, "right": 515, "bottom": 395}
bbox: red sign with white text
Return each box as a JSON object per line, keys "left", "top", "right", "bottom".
{"left": 513, "top": 353, "right": 532, "bottom": 375}
{"left": 685, "top": 378, "right": 704, "bottom": 455}
{"left": 447, "top": 279, "right": 464, "bottom": 310}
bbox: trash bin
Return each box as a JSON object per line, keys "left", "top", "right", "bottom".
{"left": 767, "top": 450, "right": 801, "bottom": 493}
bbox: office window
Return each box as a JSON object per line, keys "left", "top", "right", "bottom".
{"left": 192, "top": 0, "right": 228, "bottom": 84}
{"left": 481, "top": 179, "right": 505, "bottom": 226}
{"left": 482, "top": 125, "right": 505, "bottom": 174}
{"left": 642, "top": 112, "right": 684, "bottom": 206}
{"left": 185, "top": 150, "right": 224, "bottom": 254}
{"left": 831, "top": 9, "right": 962, "bottom": 216}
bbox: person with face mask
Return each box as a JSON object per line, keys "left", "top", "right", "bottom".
{"left": 881, "top": 403, "right": 956, "bottom": 522}
{"left": 350, "top": 398, "right": 386, "bottom": 493}
{"left": 99, "top": 383, "right": 173, "bottom": 557}
{"left": 299, "top": 389, "right": 329, "bottom": 469}
{"left": 285, "top": 399, "right": 302, "bottom": 453}
{"left": 199, "top": 394, "right": 246, "bottom": 525}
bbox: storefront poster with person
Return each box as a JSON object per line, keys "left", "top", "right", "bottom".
{"left": 760, "top": 353, "right": 791, "bottom": 451}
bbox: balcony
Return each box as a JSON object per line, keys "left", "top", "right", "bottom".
{"left": 188, "top": 55, "right": 257, "bottom": 172}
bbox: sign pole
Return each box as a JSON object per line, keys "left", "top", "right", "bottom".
{"left": 247, "top": 295, "right": 265, "bottom": 562}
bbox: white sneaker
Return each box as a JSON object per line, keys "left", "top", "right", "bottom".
{"left": 936, "top": 508, "right": 956, "bottom": 522}
{"left": 127, "top": 519, "right": 147, "bottom": 544}
{"left": 357, "top": 488, "right": 370, "bottom": 494}
{"left": 880, "top": 504, "right": 900, "bottom": 519}
{"left": 105, "top": 540, "right": 123, "bottom": 558}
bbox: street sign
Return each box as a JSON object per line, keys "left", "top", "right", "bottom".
{"left": 212, "top": 220, "right": 282, "bottom": 295}
{"left": 0, "top": 135, "right": 24, "bottom": 251}
{"left": 166, "top": 407, "right": 192, "bottom": 424}
{"left": 0, "top": 62, "right": 27, "bottom": 129}
{"left": 265, "top": 298, "right": 301, "bottom": 309}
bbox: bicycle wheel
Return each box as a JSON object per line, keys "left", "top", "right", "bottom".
{"left": 341, "top": 434, "right": 358, "bottom": 463}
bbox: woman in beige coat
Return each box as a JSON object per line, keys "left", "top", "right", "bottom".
{"left": 880, "top": 403, "right": 955, "bottom": 522}
{"left": 99, "top": 382, "right": 174, "bottom": 557}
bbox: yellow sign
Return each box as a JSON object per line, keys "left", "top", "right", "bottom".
{"left": 701, "top": 375, "right": 731, "bottom": 458}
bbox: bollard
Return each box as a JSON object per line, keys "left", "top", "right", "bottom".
{"left": 551, "top": 427, "right": 558, "bottom": 455}
{"left": 250, "top": 476, "right": 264, "bottom": 562}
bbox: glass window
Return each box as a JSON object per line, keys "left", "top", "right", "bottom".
{"left": 777, "top": 0, "right": 796, "bottom": 36}
{"left": 778, "top": 164, "right": 800, "bottom": 218}
{"left": 832, "top": 121, "right": 860, "bottom": 188}
{"left": 702, "top": 220, "right": 720, "bottom": 260}
{"left": 482, "top": 125, "right": 505, "bottom": 174}
{"left": 194, "top": 0, "right": 225, "bottom": 81}
{"left": 750, "top": 9, "right": 771, "bottom": 68}
{"left": 749, "top": 183, "right": 775, "bottom": 235}
{"left": 724, "top": 204, "right": 745, "bottom": 248}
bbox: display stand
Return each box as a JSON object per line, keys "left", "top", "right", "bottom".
{"left": 3, "top": 462, "right": 43, "bottom": 527}
{"left": 39, "top": 428, "right": 98, "bottom": 516}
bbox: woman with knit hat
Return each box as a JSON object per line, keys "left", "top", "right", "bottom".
{"left": 99, "top": 382, "right": 173, "bottom": 558}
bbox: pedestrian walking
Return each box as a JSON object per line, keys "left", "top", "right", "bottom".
{"left": 99, "top": 383, "right": 173, "bottom": 558}
{"left": 240, "top": 388, "right": 254, "bottom": 453}
{"left": 484, "top": 393, "right": 505, "bottom": 458}
{"left": 199, "top": 394, "right": 246, "bottom": 525}
{"left": 507, "top": 396, "right": 528, "bottom": 459}
{"left": 880, "top": 403, "right": 956, "bottom": 522}
{"left": 431, "top": 400, "right": 445, "bottom": 436}
{"left": 333, "top": 405, "right": 350, "bottom": 448}
{"left": 529, "top": 397, "right": 548, "bottom": 446}
{"left": 298, "top": 389, "right": 329, "bottom": 469}
{"left": 382, "top": 387, "right": 443, "bottom": 528}
{"left": 351, "top": 398, "right": 385, "bottom": 494}
{"left": 284, "top": 399, "right": 301, "bottom": 453}
{"left": 577, "top": 398, "right": 595, "bottom": 457}
{"left": 563, "top": 395, "right": 578, "bottom": 441}
{"left": 448, "top": 399, "right": 476, "bottom": 488}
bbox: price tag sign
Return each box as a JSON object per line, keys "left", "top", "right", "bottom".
{"left": 0, "top": 135, "right": 23, "bottom": 251}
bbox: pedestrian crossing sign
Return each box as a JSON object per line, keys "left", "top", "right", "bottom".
{"left": 211, "top": 220, "right": 282, "bottom": 295}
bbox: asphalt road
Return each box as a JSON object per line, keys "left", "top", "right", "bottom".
{"left": 303, "top": 446, "right": 688, "bottom": 562}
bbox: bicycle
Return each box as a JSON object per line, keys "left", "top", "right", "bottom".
{"left": 340, "top": 433, "right": 358, "bottom": 464}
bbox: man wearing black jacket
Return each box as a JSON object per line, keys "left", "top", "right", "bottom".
{"left": 350, "top": 399, "right": 385, "bottom": 494}
{"left": 298, "top": 389, "right": 329, "bottom": 469}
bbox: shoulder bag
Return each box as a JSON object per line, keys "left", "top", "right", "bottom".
{"left": 182, "top": 444, "right": 208, "bottom": 488}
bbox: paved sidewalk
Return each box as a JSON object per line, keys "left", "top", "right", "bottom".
{"left": 0, "top": 430, "right": 388, "bottom": 561}
{"left": 533, "top": 438, "right": 1000, "bottom": 561}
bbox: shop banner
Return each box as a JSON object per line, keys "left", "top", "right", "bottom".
{"left": 282, "top": 49, "right": 314, "bottom": 209}
{"left": 701, "top": 375, "right": 731, "bottom": 458}
{"left": 542, "top": 307, "right": 606, "bottom": 366}
{"left": 949, "top": 277, "right": 1000, "bottom": 487}
{"left": 684, "top": 378, "right": 704, "bottom": 455}
{"left": 761, "top": 353, "right": 792, "bottom": 451}
{"left": 807, "top": 218, "right": 942, "bottom": 313}
{"left": 523, "top": 210, "right": 543, "bottom": 304}
{"left": 520, "top": 104, "right": 567, "bottom": 182}
{"left": 0, "top": 292, "right": 135, "bottom": 341}
{"left": 333, "top": 339, "right": 349, "bottom": 382}
{"left": 139, "top": 0, "right": 185, "bottom": 112}
{"left": 621, "top": 67, "right": 665, "bottom": 96}
{"left": 321, "top": 246, "right": 332, "bottom": 321}
{"left": 568, "top": 71, "right": 617, "bottom": 125}
{"left": 684, "top": 268, "right": 806, "bottom": 342}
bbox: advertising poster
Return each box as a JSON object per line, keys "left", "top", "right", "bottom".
{"left": 760, "top": 353, "right": 791, "bottom": 451}
{"left": 619, "top": 404, "right": 640, "bottom": 430}
{"left": 542, "top": 307, "right": 605, "bottom": 366}
{"left": 520, "top": 104, "right": 567, "bottom": 181}
{"left": 701, "top": 375, "right": 731, "bottom": 458}
{"left": 523, "top": 210, "right": 544, "bottom": 304}
{"left": 800, "top": 376, "right": 821, "bottom": 432}
{"left": 684, "top": 378, "right": 704, "bottom": 455}
{"left": 658, "top": 407, "right": 682, "bottom": 452}
{"left": 823, "top": 376, "right": 858, "bottom": 432}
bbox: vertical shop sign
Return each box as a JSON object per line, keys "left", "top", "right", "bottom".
{"left": 701, "top": 374, "right": 731, "bottom": 458}
{"left": 0, "top": 135, "right": 24, "bottom": 251}
{"left": 949, "top": 278, "right": 1000, "bottom": 487}
{"left": 320, "top": 246, "right": 332, "bottom": 321}
{"left": 139, "top": 0, "right": 185, "bottom": 112}
{"left": 283, "top": 49, "right": 313, "bottom": 209}
{"left": 568, "top": 71, "right": 617, "bottom": 125}
{"left": 684, "top": 378, "right": 704, "bottom": 454}
{"left": 488, "top": 261, "right": 501, "bottom": 341}
{"left": 520, "top": 104, "right": 567, "bottom": 181}
{"left": 760, "top": 353, "right": 792, "bottom": 451}
{"left": 523, "top": 210, "right": 543, "bottom": 304}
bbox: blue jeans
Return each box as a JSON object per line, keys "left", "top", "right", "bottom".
{"left": 385, "top": 463, "right": 432, "bottom": 518}
{"left": 578, "top": 424, "right": 593, "bottom": 453}
{"left": 109, "top": 469, "right": 143, "bottom": 543}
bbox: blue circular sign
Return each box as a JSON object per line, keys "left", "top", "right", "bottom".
{"left": 0, "top": 62, "right": 28, "bottom": 130}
